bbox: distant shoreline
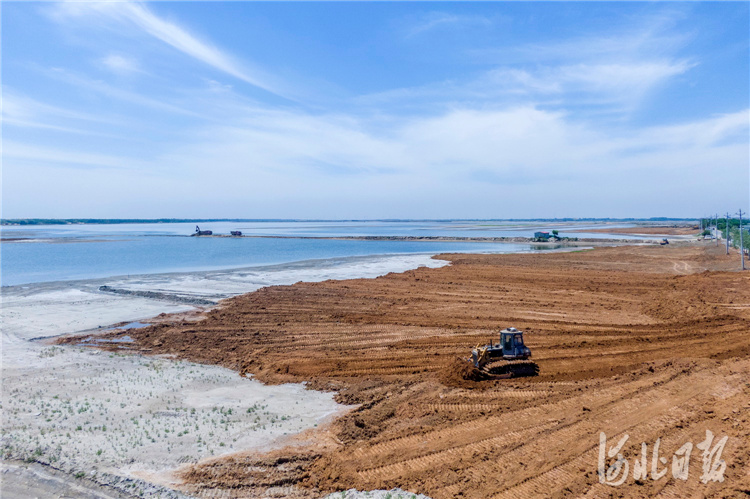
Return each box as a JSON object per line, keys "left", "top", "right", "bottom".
{"left": 187, "top": 234, "right": 658, "bottom": 244}
{"left": 1, "top": 233, "right": 670, "bottom": 244}
{"left": 1, "top": 217, "right": 699, "bottom": 226}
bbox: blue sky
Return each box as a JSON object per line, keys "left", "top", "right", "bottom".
{"left": 2, "top": 1, "right": 748, "bottom": 219}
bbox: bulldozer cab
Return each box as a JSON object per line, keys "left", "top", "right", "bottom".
{"left": 502, "top": 332, "right": 513, "bottom": 350}
{"left": 500, "top": 328, "right": 530, "bottom": 359}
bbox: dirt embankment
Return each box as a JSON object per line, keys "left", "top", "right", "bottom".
{"left": 71, "top": 242, "right": 750, "bottom": 498}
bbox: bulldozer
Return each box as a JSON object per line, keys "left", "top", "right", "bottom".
{"left": 469, "top": 327, "right": 538, "bottom": 377}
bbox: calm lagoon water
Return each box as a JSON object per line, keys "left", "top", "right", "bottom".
{"left": 1, "top": 220, "right": 653, "bottom": 286}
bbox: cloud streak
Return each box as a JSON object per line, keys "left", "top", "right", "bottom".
{"left": 355, "top": 58, "right": 694, "bottom": 118}
{"left": 100, "top": 53, "right": 142, "bottom": 74}
{"left": 4, "top": 140, "right": 142, "bottom": 171}
{"left": 52, "top": 1, "right": 290, "bottom": 99}
{"left": 359, "top": 20, "right": 697, "bottom": 119}
{"left": 6, "top": 3, "right": 746, "bottom": 218}
{"left": 5, "top": 92, "right": 747, "bottom": 217}
{"left": 44, "top": 67, "right": 204, "bottom": 118}
{"left": 365, "top": 9, "right": 699, "bottom": 118}
{"left": 405, "top": 12, "right": 493, "bottom": 38}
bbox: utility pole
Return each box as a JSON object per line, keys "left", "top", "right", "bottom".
{"left": 739, "top": 209, "right": 745, "bottom": 270}
{"left": 726, "top": 212, "right": 730, "bottom": 255}
{"left": 715, "top": 213, "right": 719, "bottom": 245}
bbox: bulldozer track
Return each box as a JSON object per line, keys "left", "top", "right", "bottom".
{"left": 426, "top": 391, "right": 551, "bottom": 410}
{"left": 351, "top": 370, "right": 682, "bottom": 467}
{"left": 334, "top": 366, "right": 432, "bottom": 377}
{"left": 452, "top": 388, "right": 560, "bottom": 397}
{"left": 91, "top": 244, "right": 749, "bottom": 498}
{"left": 425, "top": 403, "right": 507, "bottom": 412}
{"left": 487, "top": 412, "right": 699, "bottom": 499}
{"left": 349, "top": 415, "right": 510, "bottom": 461}
{"left": 435, "top": 371, "right": 710, "bottom": 496}
{"left": 356, "top": 421, "right": 558, "bottom": 482}
{"left": 268, "top": 332, "right": 440, "bottom": 350}
{"left": 490, "top": 448, "right": 597, "bottom": 499}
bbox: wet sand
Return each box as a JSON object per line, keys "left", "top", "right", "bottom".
{"left": 2, "top": 254, "right": 449, "bottom": 497}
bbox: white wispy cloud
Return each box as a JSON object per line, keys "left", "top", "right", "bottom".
{"left": 482, "top": 59, "right": 695, "bottom": 112}
{"left": 4, "top": 140, "right": 142, "bottom": 170}
{"left": 624, "top": 109, "right": 750, "bottom": 150}
{"left": 406, "top": 12, "right": 493, "bottom": 38}
{"left": 6, "top": 99, "right": 747, "bottom": 217}
{"left": 355, "top": 58, "right": 693, "bottom": 117}
{"left": 1, "top": 90, "right": 127, "bottom": 137}
{"left": 126, "top": 99, "right": 748, "bottom": 188}
{"left": 44, "top": 67, "right": 203, "bottom": 118}
{"left": 3, "top": 90, "right": 108, "bottom": 124}
{"left": 50, "top": 1, "right": 291, "bottom": 99}
{"left": 155, "top": 104, "right": 747, "bottom": 217}
{"left": 475, "top": 8, "right": 692, "bottom": 65}
{"left": 100, "top": 53, "right": 142, "bottom": 74}
{"left": 360, "top": 11, "right": 696, "bottom": 118}
{"left": 6, "top": 4, "right": 746, "bottom": 218}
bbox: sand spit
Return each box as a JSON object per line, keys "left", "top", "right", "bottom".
{"left": 80, "top": 241, "right": 750, "bottom": 498}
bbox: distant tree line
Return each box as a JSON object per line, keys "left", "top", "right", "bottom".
{"left": 729, "top": 227, "right": 749, "bottom": 251}
{"left": 700, "top": 218, "right": 743, "bottom": 231}
{"left": 3, "top": 217, "right": 700, "bottom": 226}
{"left": 701, "top": 217, "right": 748, "bottom": 250}
{"left": 2, "top": 218, "right": 249, "bottom": 226}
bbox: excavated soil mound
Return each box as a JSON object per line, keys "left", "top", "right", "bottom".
{"left": 439, "top": 357, "right": 489, "bottom": 388}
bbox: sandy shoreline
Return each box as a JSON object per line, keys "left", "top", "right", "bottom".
{"left": 2, "top": 253, "right": 453, "bottom": 498}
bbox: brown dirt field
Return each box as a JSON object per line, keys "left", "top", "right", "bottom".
{"left": 579, "top": 226, "right": 700, "bottom": 236}
{"left": 69, "top": 243, "right": 750, "bottom": 498}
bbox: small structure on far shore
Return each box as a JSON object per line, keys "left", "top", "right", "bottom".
{"left": 533, "top": 230, "right": 562, "bottom": 242}
{"left": 230, "top": 231, "right": 242, "bottom": 236}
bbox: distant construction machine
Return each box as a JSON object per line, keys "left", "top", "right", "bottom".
{"left": 193, "top": 225, "right": 213, "bottom": 236}
{"left": 469, "top": 327, "right": 538, "bottom": 377}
